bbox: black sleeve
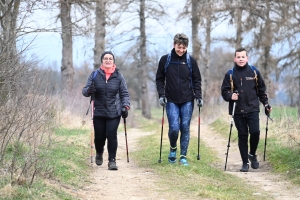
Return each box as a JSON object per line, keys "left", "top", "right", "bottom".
{"left": 155, "top": 55, "right": 167, "bottom": 98}
{"left": 191, "top": 57, "right": 202, "bottom": 99}
{"left": 119, "top": 73, "right": 130, "bottom": 108}
{"left": 256, "top": 70, "right": 268, "bottom": 105}
{"left": 82, "top": 71, "right": 94, "bottom": 97}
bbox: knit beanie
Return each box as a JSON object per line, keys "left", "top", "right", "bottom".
{"left": 100, "top": 51, "right": 115, "bottom": 63}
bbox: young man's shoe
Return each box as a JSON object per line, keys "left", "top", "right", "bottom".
{"left": 108, "top": 159, "right": 118, "bottom": 170}
{"left": 240, "top": 163, "right": 249, "bottom": 172}
{"left": 95, "top": 153, "right": 103, "bottom": 166}
{"left": 168, "top": 147, "right": 177, "bottom": 164}
{"left": 248, "top": 154, "right": 259, "bottom": 169}
{"left": 179, "top": 156, "right": 189, "bottom": 166}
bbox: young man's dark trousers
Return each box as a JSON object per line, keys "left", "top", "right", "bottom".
{"left": 234, "top": 112, "right": 260, "bottom": 164}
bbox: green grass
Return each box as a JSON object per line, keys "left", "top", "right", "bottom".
{"left": 50, "top": 127, "right": 90, "bottom": 186}
{"left": 259, "top": 138, "right": 300, "bottom": 185}
{"left": 269, "top": 106, "right": 298, "bottom": 121}
{"left": 0, "top": 127, "right": 90, "bottom": 200}
{"left": 0, "top": 179, "right": 75, "bottom": 200}
{"left": 131, "top": 109, "right": 269, "bottom": 200}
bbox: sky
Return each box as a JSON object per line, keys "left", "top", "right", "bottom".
{"left": 21, "top": 0, "right": 235, "bottom": 71}
{"left": 21, "top": 1, "right": 192, "bottom": 71}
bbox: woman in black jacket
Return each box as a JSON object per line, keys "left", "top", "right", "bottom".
{"left": 221, "top": 47, "right": 272, "bottom": 172}
{"left": 82, "top": 51, "right": 130, "bottom": 170}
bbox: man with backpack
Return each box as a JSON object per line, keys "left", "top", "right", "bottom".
{"left": 221, "top": 47, "right": 272, "bottom": 172}
{"left": 156, "top": 33, "right": 202, "bottom": 166}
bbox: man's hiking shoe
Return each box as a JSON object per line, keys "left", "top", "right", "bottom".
{"left": 240, "top": 163, "right": 249, "bottom": 172}
{"left": 179, "top": 156, "right": 189, "bottom": 166}
{"left": 95, "top": 153, "right": 103, "bottom": 166}
{"left": 248, "top": 154, "right": 259, "bottom": 169}
{"left": 168, "top": 147, "right": 177, "bottom": 164}
{"left": 108, "top": 159, "right": 118, "bottom": 170}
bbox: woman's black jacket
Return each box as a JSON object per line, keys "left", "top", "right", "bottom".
{"left": 156, "top": 48, "right": 202, "bottom": 104}
{"left": 82, "top": 68, "right": 130, "bottom": 118}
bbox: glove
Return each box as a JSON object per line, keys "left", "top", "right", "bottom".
{"left": 121, "top": 107, "right": 128, "bottom": 119}
{"left": 264, "top": 104, "right": 271, "bottom": 116}
{"left": 196, "top": 98, "right": 203, "bottom": 107}
{"left": 87, "top": 85, "right": 96, "bottom": 94}
{"left": 159, "top": 96, "right": 167, "bottom": 107}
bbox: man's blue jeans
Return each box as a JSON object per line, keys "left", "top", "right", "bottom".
{"left": 166, "top": 101, "right": 194, "bottom": 156}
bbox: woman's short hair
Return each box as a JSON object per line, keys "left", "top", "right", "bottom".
{"left": 173, "top": 33, "right": 189, "bottom": 47}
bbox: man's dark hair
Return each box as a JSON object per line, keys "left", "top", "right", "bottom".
{"left": 235, "top": 47, "right": 247, "bottom": 56}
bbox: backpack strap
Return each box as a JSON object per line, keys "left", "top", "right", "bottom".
{"left": 249, "top": 65, "right": 258, "bottom": 93}
{"left": 164, "top": 52, "right": 193, "bottom": 89}
{"left": 164, "top": 53, "right": 171, "bottom": 73}
{"left": 227, "top": 68, "right": 234, "bottom": 92}
{"left": 92, "top": 70, "right": 98, "bottom": 81}
{"left": 186, "top": 54, "right": 193, "bottom": 89}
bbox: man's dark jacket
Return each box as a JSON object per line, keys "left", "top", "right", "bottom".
{"left": 221, "top": 63, "right": 268, "bottom": 115}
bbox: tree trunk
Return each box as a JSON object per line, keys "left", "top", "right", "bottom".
{"left": 139, "top": 0, "right": 151, "bottom": 119}
{"left": 60, "top": 0, "right": 74, "bottom": 92}
{"left": 235, "top": 1, "right": 243, "bottom": 48}
{"left": 203, "top": 3, "right": 212, "bottom": 104}
{"left": 0, "top": 0, "right": 20, "bottom": 102}
{"left": 0, "top": 0, "right": 19, "bottom": 59}
{"left": 93, "top": 0, "right": 106, "bottom": 70}
{"left": 260, "top": 1, "right": 274, "bottom": 97}
{"left": 298, "top": 59, "right": 300, "bottom": 118}
{"left": 191, "top": 0, "right": 201, "bottom": 63}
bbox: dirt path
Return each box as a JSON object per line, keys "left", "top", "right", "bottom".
{"left": 73, "top": 129, "right": 170, "bottom": 200}
{"left": 190, "top": 121, "right": 300, "bottom": 200}
{"left": 71, "top": 121, "right": 299, "bottom": 200}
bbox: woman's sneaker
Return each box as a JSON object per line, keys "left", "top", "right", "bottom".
{"left": 179, "top": 156, "right": 189, "bottom": 166}
{"left": 108, "top": 159, "right": 118, "bottom": 170}
{"left": 248, "top": 154, "right": 259, "bottom": 169}
{"left": 168, "top": 147, "right": 177, "bottom": 164}
{"left": 95, "top": 153, "right": 103, "bottom": 166}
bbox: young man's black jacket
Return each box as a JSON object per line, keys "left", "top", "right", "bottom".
{"left": 221, "top": 63, "right": 268, "bottom": 115}
{"left": 156, "top": 48, "right": 202, "bottom": 104}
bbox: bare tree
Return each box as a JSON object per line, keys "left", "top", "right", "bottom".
{"left": 60, "top": 0, "right": 74, "bottom": 92}
{"left": 1, "top": 1, "right": 59, "bottom": 186}
{"left": 191, "top": 0, "right": 201, "bottom": 63}
{"left": 93, "top": 0, "right": 106, "bottom": 70}
{"left": 139, "top": 0, "right": 151, "bottom": 118}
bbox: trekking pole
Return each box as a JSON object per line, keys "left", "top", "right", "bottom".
{"left": 197, "top": 106, "right": 201, "bottom": 160}
{"left": 122, "top": 109, "right": 129, "bottom": 163}
{"left": 263, "top": 114, "right": 273, "bottom": 161}
{"left": 224, "top": 101, "right": 236, "bottom": 171}
{"left": 158, "top": 106, "right": 165, "bottom": 163}
{"left": 89, "top": 94, "right": 95, "bottom": 164}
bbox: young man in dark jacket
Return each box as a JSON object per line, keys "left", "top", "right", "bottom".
{"left": 156, "top": 33, "right": 202, "bottom": 166}
{"left": 221, "top": 47, "right": 272, "bottom": 172}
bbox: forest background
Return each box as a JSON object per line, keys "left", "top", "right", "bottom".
{"left": 0, "top": 0, "right": 299, "bottom": 196}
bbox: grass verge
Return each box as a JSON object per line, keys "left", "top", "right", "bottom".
{"left": 131, "top": 108, "right": 269, "bottom": 200}
{"left": 0, "top": 127, "right": 91, "bottom": 200}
